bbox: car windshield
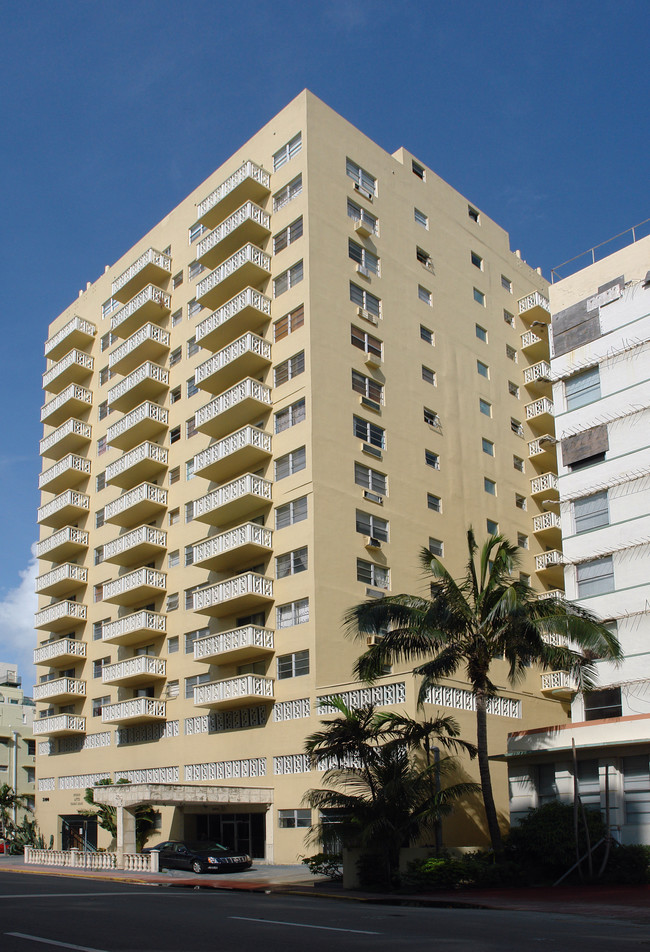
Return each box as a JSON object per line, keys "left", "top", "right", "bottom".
{"left": 187, "top": 841, "right": 230, "bottom": 853}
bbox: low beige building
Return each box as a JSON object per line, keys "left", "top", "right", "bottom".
{"left": 0, "top": 662, "right": 35, "bottom": 829}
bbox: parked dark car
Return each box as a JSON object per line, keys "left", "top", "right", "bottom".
{"left": 143, "top": 840, "right": 252, "bottom": 874}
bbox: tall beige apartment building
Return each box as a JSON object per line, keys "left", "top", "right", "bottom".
{"left": 35, "top": 91, "right": 566, "bottom": 861}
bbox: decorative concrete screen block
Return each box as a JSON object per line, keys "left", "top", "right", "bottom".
{"left": 273, "top": 698, "right": 311, "bottom": 721}
{"left": 59, "top": 772, "right": 111, "bottom": 790}
{"left": 117, "top": 721, "right": 179, "bottom": 745}
{"left": 59, "top": 732, "right": 111, "bottom": 754}
{"left": 424, "top": 685, "right": 521, "bottom": 718}
{"left": 38, "top": 742, "right": 53, "bottom": 757}
{"left": 115, "top": 766, "right": 179, "bottom": 784}
{"left": 317, "top": 681, "right": 406, "bottom": 712}
{"left": 185, "top": 758, "right": 266, "bottom": 781}
{"left": 561, "top": 424, "right": 609, "bottom": 467}
{"left": 38, "top": 778, "right": 56, "bottom": 792}
{"left": 273, "top": 754, "right": 312, "bottom": 775}
{"left": 552, "top": 296, "right": 602, "bottom": 357}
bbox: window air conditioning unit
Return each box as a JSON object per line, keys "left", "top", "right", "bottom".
{"left": 366, "top": 635, "right": 378, "bottom": 646}
{"left": 354, "top": 183, "right": 373, "bottom": 201}
{"left": 357, "top": 306, "right": 378, "bottom": 325}
{"left": 365, "top": 536, "right": 382, "bottom": 549}
{"left": 356, "top": 265, "right": 371, "bottom": 278}
{"left": 363, "top": 490, "right": 383, "bottom": 505}
{"left": 365, "top": 353, "right": 382, "bottom": 369}
{"left": 355, "top": 219, "right": 373, "bottom": 238}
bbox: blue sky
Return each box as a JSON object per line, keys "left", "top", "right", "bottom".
{"left": 0, "top": 0, "right": 647, "bottom": 679}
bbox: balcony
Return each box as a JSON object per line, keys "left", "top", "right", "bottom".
{"left": 195, "top": 333, "right": 271, "bottom": 394}
{"left": 535, "top": 549, "right": 565, "bottom": 587}
{"left": 195, "top": 378, "right": 271, "bottom": 439}
{"left": 519, "top": 290, "right": 551, "bottom": 325}
{"left": 34, "top": 637, "right": 87, "bottom": 667}
{"left": 102, "top": 525, "right": 167, "bottom": 567}
{"left": 109, "top": 323, "right": 170, "bottom": 375}
{"left": 38, "top": 455, "right": 91, "bottom": 493}
{"left": 104, "top": 481, "right": 168, "bottom": 527}
{"left": 36, "top": 527, "right": 89, "bottom": 562}
{"left": 530, "top": 472, "right": 559, "bottom": 499}
{"left": 193, "top": 473, "right": 272, "bottom": 526}
{"left": 110, "top": 286, "right": 171, "bottom": 338}
{"left": 111, "top": 248, "right": 172, "bottom": 303}
{"left": 45, "top": 316, "right": 96, "bottom": 361}
{"left": 533, "top": 511, "right": 562, "bottom": 543}
{"left": 195, "top": 245, "right": 271, "bottom": 309}
{"left": 196, "top": 161, "right": 271, "bottom": 227}
{"left": 523, "top": 360, "right": 552, "bottom": 395}
{"left": 102, "top": 656, "right": 166, "bottom": 687}
{"left": 43, "top": 349, "right": 94, "bottom": 394}
{"left": 103, "top": 567, "right": 167, "bottom": 606}
{"left": 528, "top": 434, "right": 557, "bottom": 466}
{"left": 194, "top": 674, "right": 275, "bottom": 710}
{"left": 107, "top": 362, "right": 169, "bottom": 413}
{"left": 105, "top": 441, "right": 168, "bottom": 490}
{"left": 40, "top": 419, "right": 92, "bottom": 460}
{"left": 102, "top": 697, "right": 166, "bottom": 725}
{"left": 193, "top": 426, "right": 271, "bottom": 483}
{"left": 540, "top": 670, "right": 577, "bottom": 699}
{"left": 537, "top": 589, "right": 565, "bottom": 601}
{"left": 34, "top": 600, "right": 87, "bottom": 632}
{"left": 196, "top": 202, "right": 271, "bottom": 268}
{"left": 101, "top": 610, "right": 166, "bottom": 647}
{"left": 32, "top": 714, "right": 86, "bottom": 737}
{"left": 33, "top": 677, "right": 86, "bottom": 703}
{"left": 193, "top": 572, "right": 273, "bottom": 618}
{"left": 525, "top": 397, "right": 554, "bottom": 431}
{"left": 41, "top": 384, "right": 92, "bottom": 426}
{"left": 37, "top": 490, "right": 90, "bottom": 529}
{"left": 107, "top": 401, "right": 168, "bottom": 451}
{"left": 193, "top": 523, "right": 272, "bottom": 572}
{"left": 195, "top": 288, "right": 272, "bottom": 350}
{"left": 194, "top": 625, "right": 274, "bottom": 665}
{"left": 35, "top": 564, "right": 88, "bottom": 598}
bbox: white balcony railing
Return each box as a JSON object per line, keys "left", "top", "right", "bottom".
{"left": 37, "top": 490, "right": 90, "bottom": 525}
{"left": 41, "top": 384, "right": 92, "bottom": 423}
{"left": 102, "top": 697, "right": 166, "bottom": 723}
{"left": 540, "top": 670, "right": 576, "bottom": 693}
{"left": 33, "top": 677, "right": 86, "bottom": 702}
{"left": 45, "top": 317, "right": 97, "bottom": 358}
{"left": 38, "top": 454, "right": 91, "bottom": 491}
{"left": 193, "top": 524, "right": 272, "bottom": 565}
{"left": 533, "top": 512, "right": 562, "bottom": 533}
{"left": 195, "top": 288, "right": 271, "bottom": 345}
{"left": 521, "top": 331, "right": 544, "bottom": 350}
{"left": 101, "top": 610, "right": 166, "bottom": 643}
{"left": 105, "top": 442, "right": 168, "bottom": 483}
{"left": 36, "top": 527, "right": 89, "bottom": 559}
{"left": 103, "top": 568, "right": 166, "bottom": 602}
{"left": 32, "top": 714, "right": 86, "bottom": 735}
{"left": 43, "top": 350, "right": 94, "bottom": 390}
{"left": 196, "top": 202, "right": 271, "bottom": 258}
{"left": 195, "top": 378, "right": 271, "bottom": 430}
{"left": 34, "top": 637, "right": 87, "bottom": 665}
{"left": 530, "top": 473, "right": 559, "bottom": 495}
{"left": 108, "top": 323, "right": 170, "bottom": 370}
{"left": 535, "top": 550, "right": 564, "bottom": 572}
{"left": 102, "top": 656, "right": 166, "bottom": 684}
{"left": 35, "top": 600, "right": 87, "bottom": 629}
{"left": 519, "top": 290, "right": 550, "bottom": 316}
{"left": 104, "top": 482, "right": 168, "bottom": 522}
{"left": 107, "top": 362, "right": 169, "bottom": 407}
{"left": 194, "top": 626, "right": 274, "bottom": 661}
{"left": 111, "top": 286, "right": 171, "bottom": 335}
{"left": 194, "top": 426, "right": 271, "bottom": 475}
{"left": 102, "top": 525, "right": 167, "bottom": 562}
{"left": 192, "top": 473, "right": 272, "bottom": 520}
{"left": 35, "top": 563, "right": 88, "bottom": 594}
{"left": 194, "top": 674, "right": 274, "bottom": 706}
{"left": 196, "top": 245, "right": 271, "bottom": 301}
{"left": 523, "top": 361, "right": 552, "bottom": 385}
{"left": 193, "top": 573, "right": 273, "bottom": 612}
{"left": 106, "top": 401, "right": 168, "bottom": 444}
{"left": 195, "top": 334, "right": 271, "bottom": 387}
{"left": 196, "top": 161, "right": 270, "bottom": 220}
{"left": 40, "top": 419, "right": 92, "bottom": 457}
{"left": 111, "top": 248, "right": 172, "bottom": 298}
{"left": 525, "top": 397, "right": 554, "bottom": 421}
{"left": 528, "top": 435, "right": 556, "bottom": 457}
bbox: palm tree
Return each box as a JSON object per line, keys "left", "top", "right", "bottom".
{"left": 0, "top": 784, "right": 29, "bottom": 840}
{"left": 84, "top": 780, "right": 159, "bottom": 851}
{"left": 346, "top": 530, "right": 623, "bottom": 852}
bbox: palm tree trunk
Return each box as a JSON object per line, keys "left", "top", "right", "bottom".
{"left": 475, "top": 690, "right": 502, "bottom": 852}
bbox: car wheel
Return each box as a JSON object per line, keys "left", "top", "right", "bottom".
{"left": 192, "top": 861, "right": 203, "bottom": 874}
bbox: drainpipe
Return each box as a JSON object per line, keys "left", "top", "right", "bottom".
{"left": 11, "top": 732, "right": 19, "bottom": 825}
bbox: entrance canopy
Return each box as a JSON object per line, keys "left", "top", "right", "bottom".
{"left": 92, "top": 782, "right": 274, "bottom": 809}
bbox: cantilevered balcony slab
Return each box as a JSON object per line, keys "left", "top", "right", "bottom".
{"left": 523, "top": 361, "right": 552, "bottom": 396}
{"left": 40, "top": 419, "right": 92, "bottom": 460}
{"left": 196, "top": 245, "right": 271, "bottom": 310}
{"left": 194, "top": 674, "right": 274, "bottom": 710}
{"left": 32, "top": 714, "right": 86, "bottom": 737}
{"left": 519, "top": 290, "right": 551, "bottom": 325}
{"left": 196, "top": 202, "right": 271, "bottom": 269}
{"left": 195, "top": 334, "right": 271, "bottom": 394}
{"left": 193, "top": 573, "right": 273, "bottom": 618}
{"left": 102, "top": 656, "right": 166, "bottom": 687}
{"left": 35, "top": 599, "right": 87, "bottom": 632}
{"left": 43, "top": 349, "right": 94, "bottom": 395}
{"left": 101, "top": 610, "right": 166, "bottom": 647}
{"left": 196, "top": 161, "right": 271, "bottom": 228}
{"left": 35, "top": 563, "right": 88, "bottom": 598}
{"left": 33, "top": 677, "right": 86, "bottom": 703}
{"left": 102, "top": 697, "right": 166, "bottom": 725}
{"left": 107, "top": 401, "right": 168, "bottom": 451}
{"left": 540, "top": 670, "right": 576, "bottom": 699}
{"left": 111, "top": 248, "right": 172, "bottom": 303}
{"left": 193, "top": 523, "right": 272, "bottom": 572}
{"left": 34, "top": 637, "right": 86, "bottom": 667}
{"left": 109, "top": 323, "right": 170, "bottom": 375}
{"left": 37, "top": 490, "right": 90, "bottom": 529}
{"left": 41, "top": 384, "right": 92, "bottom": 426}
{"left": 108, "top": 362, "right": 169, "bottom": 413}
{"left": 525, "top": 397, "right": 554, "bottom": 433}
{"left": 110, "top": 286, "right": 171, "bottom": 338}
{"left": 36, "top": 527, "right": 89, "bottom": 563}
{"left": 530, "top": 472, "right": 559, "bottom": 500}
{"left": 195, "top": 288, "right": 271, "bottom": 350}
{"left": 105, "top": 441, "right": 168, "bottom": 490}
{"left": 38, "top": 454, "right": 91, "bottom": 494}
{"left": 533, "top": 511, "right": 562, "bottom": 544}
{"left": 535, "top": 549, "right": 565, "bottom": 587}
{"left": 45, "top": 317, "right": 96, "bottom": 361}
{"left": 195, "top": 378, "right": 271, "bottom": 439}
{"left": 103, "top": 567, "right": 167, "bottom": 606}
{"left": 193, "top": 473, "right": 272, "bottom": 526}
{"left": 193, "top": 426, "right": 271, "bottom": 483}
{"left": 104, "top": 481, "right": 168, "bottom": 527}
{"left": 520, "top": 330, "right": 548, "bottom": 363}
{"left": 528, "top": 434, "right": 557, "bottom": 467}
{"left": 102, "top": 525, "right": 167, "bottom": 567}
{"left": 193, "top": 626, "right": 274, "bottom": 665}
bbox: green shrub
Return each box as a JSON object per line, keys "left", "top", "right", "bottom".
{"left": 599, "top": 844, "right": 650, "bottom": 885}
{"left": 506, "top": 801, "right": 607, "bottom": 880}
{"left": 301, "top": 852, "right": 343, "bottom": 881}
{"left": 403, "top": 851, "right": 526, "bottom": 890}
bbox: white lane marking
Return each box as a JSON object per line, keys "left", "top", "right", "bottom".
{"left": 229, "top": 916, "right": 381, "bottom": 935}
{"left": 6, "top": 933, "right": 110, "bottom": 952}
{"left": 0, "top": 892, "right": 166, "bottom": 899}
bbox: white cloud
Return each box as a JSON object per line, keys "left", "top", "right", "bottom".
{"left": 0, "top": 546, "right": 38, "bottom": 690}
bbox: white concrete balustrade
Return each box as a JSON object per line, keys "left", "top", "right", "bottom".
{"left": 195, "top": 288, "right": 271, "bottom": 347}
{"left": 103, "top": 567, "right": 166, "bottom": 602}
{"left": 196, "top": 202, "right": 271, "bottom": 257}
{"left": 45, "top": 316, "right": 96, "bottom": 359}
{"left": 104, "top": 482, "right": 168, "bottom": 523}
{"left": 193, "top": 573, "right": 273, "bottom": 613}
{"left": 111, "top": 286, "right": 172, "bottom": 336}
{"left": 195, "top": 334, "right": 271, "bottom": 387}
{"left": 196, "top": 161, "right": 270, "bottom": 220}
{"left": 33, "top": 677, "right": 86, "bottom": 702}
{"left": 43, "top": 349, "right": 94, "bottom": 391}
{"left": 196, "top": 245, "right": 271, "bottom": 302}
{"left": 528, "top": 435, "right": 556, "bottom": 458}
{"left": 102, "top": 655, "right": 166, "bottom": 684}
{"left": 40, "top": 419, "right": 92, "bottom": 458}
{"left": 108, "top": 323, "right": 170, "bottom": 370}
{"left": 111, "top": 248, "right": 172, "bottom": 297}
{"left": 34, "top": 637, "right": 87, "bottom": 666}
{"left": 102, "top": 697, "right": 166, "bottom": 723}
{"left": 107, "top": 401, "right": 168, "bottom": 445}
{"left": 194, "top": 674, "right": 274, "bottom": 707}
{"left": 102, "top": 525, "right": 167, "bottom": 561}
{"left": 194, "top": 625, "right": 274, "bottom": 662}
{"left": 41, "top": 384, "right": 92, "bottom": 423}
{"left": 32, "top": 715, "right": 86, "bottom": 736}
{"left": 535, "top": 550, "right": 564, "bottom": 571}
{"left": 533, "top": 511, "right": 562, "bottom": 533}
{"left": 34, "top": 600, "right": 87, "bottom": 630}
{"left": 525, "top": 397, "right": 554, "bottom": 421}
{"left": 193, "top": 473, "right": 272, "bottom": 521}
{"left": 521, "top": 331, "right": 544, "bottom": 349}
{"left": 36, "top": 527, "right": 89, "bottom": 559}
{"left": 102, "top": 610, "right": 166, "bottom": 644}
{"left": 540, "top": 670, "right": 576, "bottom": 693}
{"left": 195, "top": 378, "right": 271, "bottom": 432}
{"left": 105, "top": 442, "right": 168, "bottom": 484}
{"left": 194, "top": 426, "right": 271, "bottom": 476}
{"left": 519, "top": 290, "right": 550, "bottom": 315}
{"left": 39, "top": 454, "right": 91, "bottom": 491}
{"left": 24, "top": 848, "right": 159, "bottom": 872}
{"left": 530, "top": 473, "right": 559, "bottom": 495}
{"left": 35, "top": 563, "right": 88, "bottom": 595}
{"left": 523, "top": 361, "right": 552, "bottom": 385}
{"left": 107, "top": 362, "right": 169, "bottom": 407}
{"left": 193, "top": 523, "right": 272, "bottom": 566}
{"left": 37, "top": 491, "right": 90, "bottom": 526}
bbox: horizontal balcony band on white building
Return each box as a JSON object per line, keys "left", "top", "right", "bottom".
{"left": 38, "top": 454, "right": 91, "bottom": 493}
{"left": 33, "top": 677, "right": 86, "bottom": 703}
{"left": 195, "top": 377, "right": 272, "bottom": 439}
{"left": 40, "top": 419, "right": 92, "bottom": 460}
{"left": 34, "top": 599, "right": 87, "bottom": 632}
{"left": 528, "top": 434, "right": 557, "bottom": 462}
{"left": 32, "top": 714, "right": 86, "bottom": 736}
{"left": 195, "top": 288, "right": 272, "bottom": 351}
{"left": 43, "top": 349, "right": 94, "bottom": 394}
{"left": 523, "top": 360, "right": 552, "bottom": 388}
{"left": 193, "top": 426, "right": 271, "bottom": 483}
{"left": 108, "top": 323, "right": 170, "bottom": 375}
{"left": 104, "top": 481, "right": 168, "bottom": 527}
{"left": 105, "top": 441, "right": 168, "bottom": 490}
{"left": 196, "top": 160, "right": 271, "bottom": 227}
{"left": 533, "top": 511, "right": 562, "bottom": 535}
{"left": 193, "top": 473, "right": 272, "bottom": 526}
{"left": 101, "top": 610, "right": 166, "bottom": 647}
{"left": 193, "top": 523, "right": 272, "bottom": 572}
{"left": 41, "top": 384, "right": 92, "bottom": 426}
{"left": 530, "top": 472, "right": 559, "bottom": 497}
{"left": 102, "top": 697, "right": 166, "bottom": 725}
{"left": 195, "top": 333, "right": 271, "bottom": 394}
{"left": 196, "top": 201, "right": 271, "bottom": 268}
{"left": 193, "top": 572, "right": 273, "bottom": 618}
{"left": 525, "top": 397, "right": 554, "bottom": 430}
{"left": 194, "top": 674, "right": 275, "bottom": 710}
{"left": 102, "top": 525, "right": 167, "bottom": 566}
{"left": 36, "top": 527, "right": 89, "bottom": 562}
{"left": 111, "top": 248, "right": 172, "bottom": 303}
{"left": 518, "top": 290, "right": 550, "bottom": 323}
{"left": 34, "top": 637, "right": 87, "bottom": 667}
{"left": 45, "top": 316, "right": 97, "bottom": 361}
{"left": 107, "top": 401, "right": 168, "bottom": 451}
{"left": 196, "top": 245, "right": 271, "bottom": 310}
{"left": 540, "top": 670, "right": 576, "bottom": 698}
{"left": 110, "top": 285, "right": 172, "bottom": 338}
{"left": 35, "top": 563, "right": 88, "bottom": 598}
{"left": 194, "top": 625, "right": 274, "bottom": 665}
{"left": 107, "top": 361, "right": 169, "bottom": 413}
{"left": 102, "top": 655, "right": 166, "bottom": 686}
{"left": 103, "top": 567, "right": 167, "bottom": 606}
{"left": 37, "top": 490, "right": 90, "bottom": 529}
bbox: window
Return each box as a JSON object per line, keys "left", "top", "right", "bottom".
{"left": 274, "top": 261, "right": 304, "bottom": 297}
{"left": 188, "top": 261, "right": 204, "bottom": 280}
{"left": 273, "top": 132, "right": 302, "bottom": 171}
{"left": 511, "top": 418, "right": 524, "bottom": 437}
{"left": 504, "top": 310, "right": 515, "bottom": 327}
{"left": 357, "top": 559, "right": 389, "bottom": 589}
{"left": 346, "top": 158, "right": 376, "bottom": 197}
{"left": 513, "top": 455, "right": 524, "bottom": 472}
{"left": 97, "top": 436, "right": 107, "bottom": 456}
{"left": 96, "top": 472, "right": 105, "bottom": 492}
{"left": 349, "top": 239, "right": 379, "bottom": 276}
{"left": 501, "top": 275, "right": 512, "bottom": 293}
{"left": 279, "top": 808, "right": 311, "bottom": 828}
{"left": 95, "top": 509, "right": 105, "bottom": 529}
{"left": 275, "top": 446, "right": 306, "bottom": 480}
{"left": 274, "top": 304, "right": 304, "bottom": 342}
{"left": 185, "top": 672, "right": 210, "bottom": 699}
{"left": 187, "top": 377, "right": 198, "bottom": 398}
{"left": 185, "top": 584, "right": 205, "bottom": 610}
{"left": 170, "top": 347, "right": 182, "bottom": 368}
{"left": 276, "top": 599, "right": 309, "bottom": 628}
{"left": 473, "top": 288, "right": 486, "bottom": 306}
{"left": 168, "top": 508, "right": 180, "bottom": 526}
{"left": 412, "top": 160, "right": 425, "bottom": 180}
{"left": 189, "top": 222, "right": 206, "bottom": 243}
{"left": 565, "top": 367, "right": 601, "bottom": 411}
{"left": 484, "top": 478, "right": 496, "bottom": 495}
{"left": 92, "top": 697, "right": 109, "bottom": 718}
{"left": 167, "top": 680, "right": 180, "bottom": 698}
{"left": 168, "top": 550, "right": 180, "bottom": 568}
{"left": 350, "top": 282, "right": 381, "bottom": 318}
{"left": 577, "top": 556, "right": 614, "bottom": 597}
{"left": 167, "top": 636, "right": 179, "bottom": 654}
{"left": 187, "top": 337, "right": 200, "bottom": 358}
{"left": 102, "top": 299, "right": 118, "bottom": 319}
{"left": 420, "top": 325, "right": 434, "bottom": 345}
{"left": 100, "top": 331, "right": 116, "bottom": 352}
{"left": 354, "top": 462, "right": 387, "bottom": 495}
{"left": 425, "top": 449, "right": 439, "bottom": 469}
{"left": 414, "top": 208, "right": 428, "bottom": 228}
{"left": 186, "top": 459, "right": 195, "bottom": 480}
{"left": 486, "top": 519, "right": 499, "bottom": 535}
{"left": 468, "top": 205, "right": 480, "bottom": 223}
{"left": 171, "top": 308, "right": 182, "bottom": 326}
{"left": 352, "top": 371, "right": 383, "bottom": 404}
{"left": 574, "top": 491, "right": 609, "bottom": 534}
{"left": 99, "top": 366, "right": 110, "bottom": 386}
{"left": 274, "top": 351, "right": 305, "bottom": 386}
{"left": 421, "top": 366, "right": 436, "bottom": 385}
{"left": 356, "top": 510, "right": 389, "bottom": 542}
{"left": 170, "top": 426, "right": 181, "bottom": 444}
{"left": 166, "top": 593, "right": 179, "bottom": 611}
{"left": 273, "top": 174, "right": 302, "bottom": 211}
{"left": 274, "top": 217, "right": 303, "bottom": 254}
{"left": 94, "top": 545, "right": 104, "bottom": 566}
{"left": 347, "top": 198, "right": 378, "bottom": 234}
{"left": 416, "top": 247, "right": 432, "bottom": 268}
{"left": 471, "top": 251, "right": 483, "bottom": 270}
{"left": 276, "top": 547, "right": 308, "bottom": 578}
{"left": 278, "top": 649, "right": 310, "bottom": 679}
{"left": 418, "top": 285, "right": 432, "bottom": 305}
{"left": 508, "top": 381, "right": 520, "bottom": 398}
{"left": 517, "top": 533, "right": 529, "bottom": 549}
{"left": 584, "top": 687, "right": 622, "bottom": 721}
{"left": 170, "top": 386, "right": 181, "bottom": 404}
{"left": 185, "top": 628, "right": 208, "bottom": 654}
{"left": 427, "top": 493, "right": 441, "bottom": 513}
{"left": 93, "top": 620, "right": 107, "bottom": 641}
{"left": 482, "top": 438, "right": 494, "bottom": 456}
{"left": 353, "top": 416, "right": 385, "bottom": 449}
{"left": 429, "top": 538, "right": 444, "bottom": 557}
{"left": 506, "top": 344, "right": 517, "bottom": 362}
{"left": 351, "top": 325, "right": 382, "bottom": 359}
{"left": 479, "top": 399, "right": 491, "bottom": 417}
{"left": 475, "top": 324, "right": 487, "bottom": 342}
{"left": 275, "top": 496, "right": 307, "bottom": 529}
{"left": 275, "top": 398, "right": 306, "bottom": 433}
{"left": 92, "top": 658, "right": 109, "bottom": 679}
{"left": 98, "top": 401, "right": 109, "bottom": 421}
{"left": 515, "top": 494, "right": 527, "bottom": 510}
{"left": 185, "top": 543, "right": 194, "bottom": 565}
{"left": 477, "top": 360, "right": 489, "bottom": 378}
{"left": 423, "top": 407, "right": 440, "bottom": 427}
{"left": 186, "top": 417, "right": 197, "bottom": 439}
{"left": 173, "top": 271, "right": 183, "bottom": 289}
{"left": 188, "top": 299, "right": 202, "bottom": 318}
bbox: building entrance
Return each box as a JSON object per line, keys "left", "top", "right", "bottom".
{"left": 60, "top": 815, "right": 97, "bottom": 851}
{"left": 194, "top": 812, "right": 265, "bottom": 858}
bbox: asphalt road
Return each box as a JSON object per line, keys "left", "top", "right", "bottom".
{"left": 0, "top": 872, "right": 649, "bottom": 952}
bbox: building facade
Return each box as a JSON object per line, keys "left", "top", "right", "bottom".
{"left": 0, "top": 662, "right": 35, "bottom": 827}
{"left": 36, "top": 91, "right": 567, "bottom": 861}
